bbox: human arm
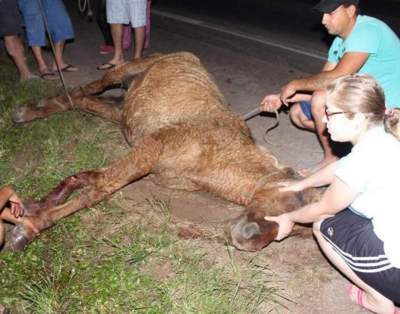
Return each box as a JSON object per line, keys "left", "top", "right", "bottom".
{"left": 280, "top": 52, "right": 368, "bottom": 104}
{"left": 0, "top": 186, "right": 24, "bottom": 218}
{"left": 260, "top": 92, "right": 312, "bottom": 112}
{"left": 278, "top": 161, "right": 338, "bottom": 192}
{"left": 266, "top": 176, "right": 356, "bottom": 240}
{"left": 260, "top": 60, "right": 335, "bottom": 111}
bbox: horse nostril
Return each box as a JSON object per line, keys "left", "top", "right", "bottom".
{"left": 242, "top": 222, "right": 260, "bottom": 240}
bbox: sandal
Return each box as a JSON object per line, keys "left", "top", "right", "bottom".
{"left": 40, "top": 72, "right": 59, "bottom": 81}
{"left": 59, "top": 64, "right": 79, "bottom": 72}
{"left": 96, "top": 62, "right": 117, "bottom": 71}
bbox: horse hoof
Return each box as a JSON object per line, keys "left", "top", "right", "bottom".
{"left": 11, "top": 106, "right": 28, "bottom": 124}
{"left": 10, "top": 225, "right": 36, "bottom": 251}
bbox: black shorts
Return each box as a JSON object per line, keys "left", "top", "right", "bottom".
{"left": 321, "top": 209, "right": 400, "bottom": 305}
{"left": 0, "top": 0, "right": 23, "bottom": 37}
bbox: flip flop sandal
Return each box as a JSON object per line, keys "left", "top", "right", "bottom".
{"left": 59, "top": 64, "right": 79, "bottom": 72}
{"left": 40, "top": 72, "right": 59, "bottom": 81}
{"left": 96, "top": 62, "right": 117, "bottom": 71}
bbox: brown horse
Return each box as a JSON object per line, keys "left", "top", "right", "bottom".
{"left": 10, "top": 52, "right": 319, "bottom": 251}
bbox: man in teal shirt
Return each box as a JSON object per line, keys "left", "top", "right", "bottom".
{"left": 261, "top": 0, "right": 400, "bottom": 176}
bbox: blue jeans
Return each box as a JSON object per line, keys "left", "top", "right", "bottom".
{"left": 18, "top": 0, "right": 74, "bottom": 47}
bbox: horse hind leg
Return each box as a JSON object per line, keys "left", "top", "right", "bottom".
{"left": 12, "top": 94, "right": 123, "bottom": 124}
{"left": 73, "top": 53, "right": 165, "bottom": 97}
{"left": 10, "top": 136, "right": 163, "bottom": 250}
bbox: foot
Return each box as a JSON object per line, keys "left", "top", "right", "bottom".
{"left": 52, "top": 64, "right": 79, "bottom": 72}
{"left": 346, "top": 284, "right": 399, "bottom": 313}
{"left": 96, "top": 62, "right": 117, "bottom": 71}
{"left": 39, "top": 72, "right": 59, "bottom": 81}
{"left": 99, "top": 44, "right": 114, "bottom": 55}
{"left": 297, "top": 156, "right": 338, "bottom": 177}
{"left": 20, "top": 73, "right": 40, "bottom": 82}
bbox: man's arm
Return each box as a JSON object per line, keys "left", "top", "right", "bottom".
{"left": 281, "top": 52, "right": 369, "bottom": 104}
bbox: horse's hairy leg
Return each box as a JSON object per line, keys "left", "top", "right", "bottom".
{"left": 48, "top": 136, "right": 162, "bottom": 222}
{"left": 12, "top": 94, "right": 123, "bottom": 124}
{"left": 23, "top": 171, "right": 98, "bottom": 216}
{"left": 73, "top": 54, "right": 165, "bottom": 97}
{"left": 10, "top": 136, "right": 163, "bottom": 250}
{"left": 12, "top": 94, "right": 72, "bottom": 123}
{"left": 75, "top": 96, "right": 122, "bottom": 123}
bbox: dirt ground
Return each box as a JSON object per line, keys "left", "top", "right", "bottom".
{"left": 35, "top": 4, "right": 368, "bottom": 313}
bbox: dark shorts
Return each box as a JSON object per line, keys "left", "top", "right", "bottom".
{"left": 299, "top": 101, "right": 313, "bottom": 120}
{"left": 0, "top": 0, "right": 22, "bottom": 37}
{"left": 321, "top": 209, "right": 400, "bottom": 305}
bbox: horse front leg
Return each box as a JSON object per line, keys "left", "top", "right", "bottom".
{"left": 10, "top": 136, "right": 163, "bottom": 250}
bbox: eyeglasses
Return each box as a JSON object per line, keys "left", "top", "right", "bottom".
{"left": 325, "top": 108, "right": 349, "bottom": 120}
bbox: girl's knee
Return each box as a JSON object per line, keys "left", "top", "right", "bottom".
{"left": 312, "top": 220, "right": 323, "bottom": 237}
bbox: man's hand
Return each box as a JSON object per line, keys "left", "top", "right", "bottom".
{"left": 260, "top": 94, "right": 282, "bottom": 112}
{"left": 280, "top": 81, "right": 299, "bottom": 105}
{"left": 264, "top": 213, "right": 294, "bottom": 241}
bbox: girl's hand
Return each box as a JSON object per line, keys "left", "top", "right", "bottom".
{"left": 276, "top": 180, "right": 304, "bottom": 193}
{"left": 264, "top": 213, "right": 294, "bottom": 241}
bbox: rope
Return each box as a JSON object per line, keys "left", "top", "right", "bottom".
{"left": 37, "top": 0, "right": 74, "bottom": 108}
{"left": 241, "top": 106, "right": 280, "bottom": 146}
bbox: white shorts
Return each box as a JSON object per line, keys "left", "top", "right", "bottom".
{"left": 106, "top": 0, "right": 146, "bottom": 27}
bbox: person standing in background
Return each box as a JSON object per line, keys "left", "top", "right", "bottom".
{"left": 18, "top": 0, "right": 79, "bottom": 80}
{"left": 0, "top": 0, "right": 37, "bottom": 81}
{"left": 97, "top": 0, "right": 147, "bottom": 70}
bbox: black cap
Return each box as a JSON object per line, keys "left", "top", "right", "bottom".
{"left": 314, "top": 0, "right": 359, "bottom": 13}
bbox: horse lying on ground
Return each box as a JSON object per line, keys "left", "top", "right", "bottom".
{"left": 9, "top": 52, "right": 319, "bottom": 251}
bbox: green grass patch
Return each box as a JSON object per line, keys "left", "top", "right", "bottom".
{"left": 0, "top": 56, "right": 284, "bottom": 313}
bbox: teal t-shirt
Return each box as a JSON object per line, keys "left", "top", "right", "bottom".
{"left": 328, "top": 15, "right": 400, "bottom": 108}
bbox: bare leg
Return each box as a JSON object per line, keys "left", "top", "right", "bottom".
{"left": 108, "top": 23, "right": 124, "bottom": 65}
{"left": 10, "top": 136, "right": 163, "bottom": 250}
{"left": 133, "top": 26, "right": 145, "bottom": 59}
{"left": 4, "top": 35, "right": 33, "bottom": 81}
{"left": 289, "top": 91, "right": 338, "bottom": 176}
{"left": 289, "top": 102, "right": 315, "bottom": 130}
{"left": 53, "top": 41, "right": 65, "bottom": 70}
{"left": 31, "top": 46, "right": 50, "bottom": 75}
{"left": 310, "top": 90, "right": 338, "bottom": 168}
{"left": 313, "top": 222, "right": 396, "bottom": 314}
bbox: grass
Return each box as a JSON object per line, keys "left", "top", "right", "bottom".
{"left": 0, "top": 56, "right": 285, "bottom": 313}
